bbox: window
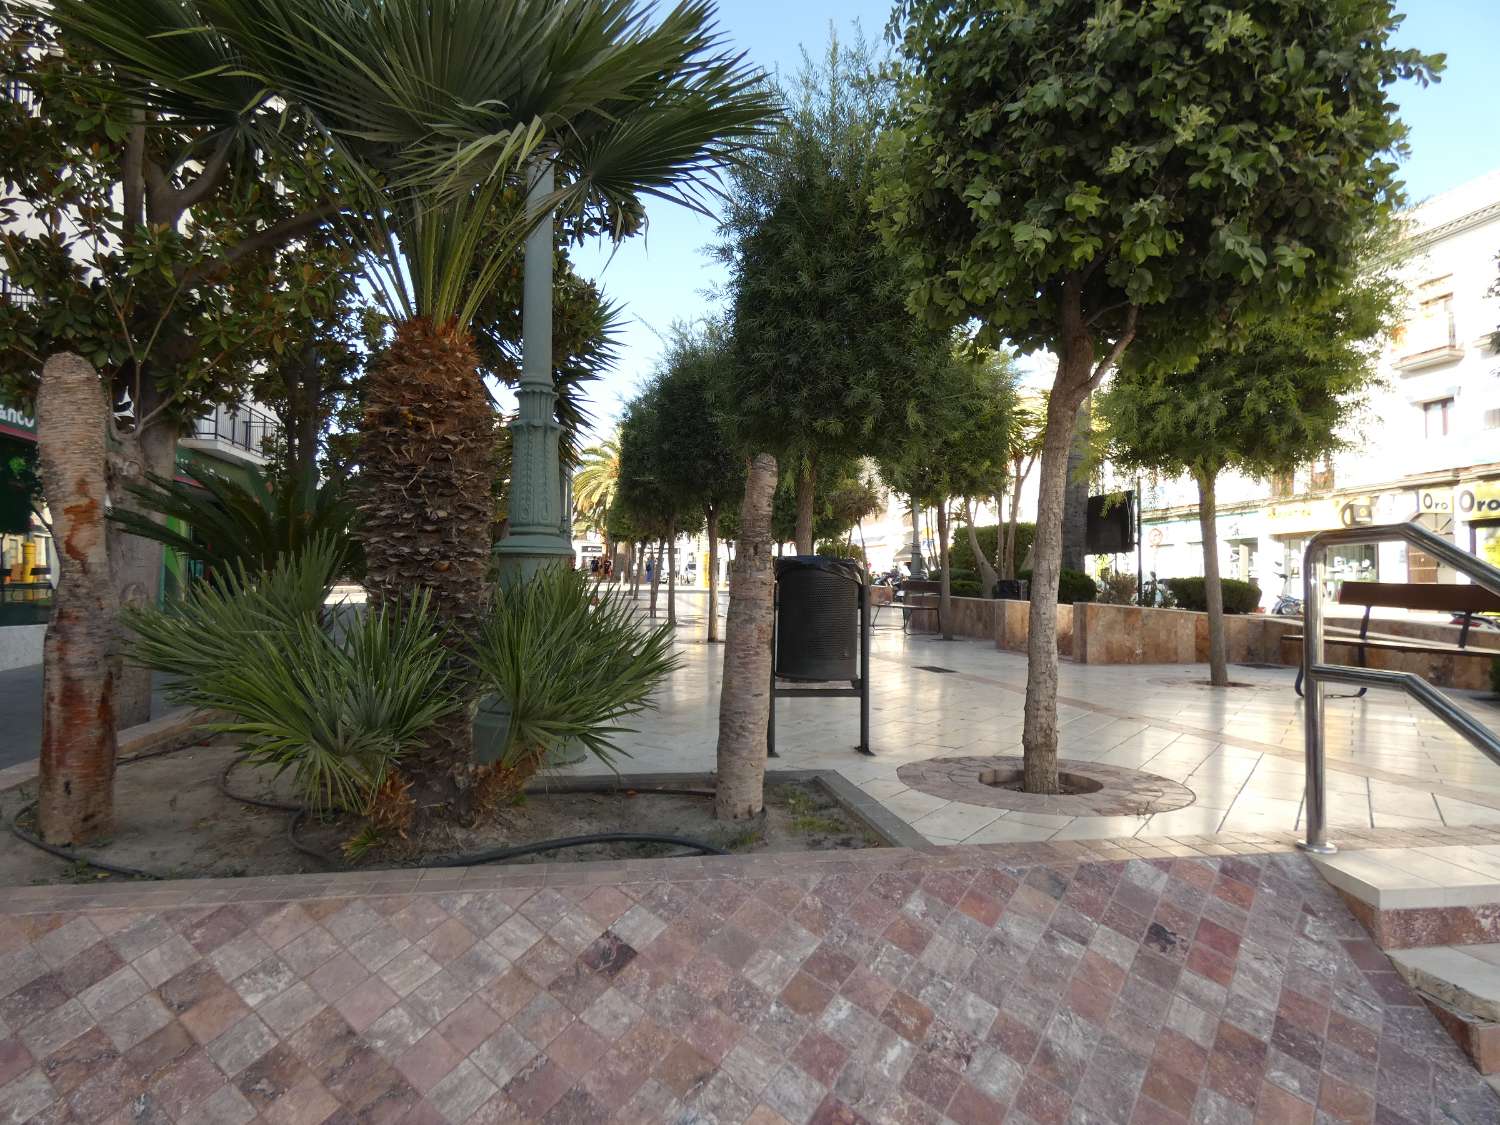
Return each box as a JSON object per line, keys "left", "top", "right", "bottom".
{"left": 1271, "top": 471, "right": 1295, "bottom": 499}
{"left": 1309, "top": 457, "right": 1335, "bottom": 492}
{"left": 1485, "top": 408, "right": 1500, "bottom": 431}
{"left": 1394, "top": 277, "right": 1463, "bottom": 369}
{"left": 1423, "top": 397, "right": 1453, "bottom": 439}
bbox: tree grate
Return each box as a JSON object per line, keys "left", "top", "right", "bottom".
{"left": 915, "top": 665, "right": 958, "bottom": 674}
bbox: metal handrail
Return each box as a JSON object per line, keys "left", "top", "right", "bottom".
{"left": 1300, "top": 520, "right": 1500, "bottom": 854}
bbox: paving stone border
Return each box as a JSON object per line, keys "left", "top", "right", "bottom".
{"left": 897, "top": 755, "right": 1197, "bottom": 816}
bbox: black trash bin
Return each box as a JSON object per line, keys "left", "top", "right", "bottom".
{"left": 774, "top": 556, "right": 862, "bottom": 682}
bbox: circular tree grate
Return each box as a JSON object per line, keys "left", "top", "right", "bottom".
{"left": 897, "top": 756, "right": 1196, "bottom": 817}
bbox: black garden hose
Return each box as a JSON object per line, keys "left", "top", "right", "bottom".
{"left": 7, "top": 801, "right": 162, "bottom": 881}
{"left": 7, "top": 745, "right": 731, "bottom": 878}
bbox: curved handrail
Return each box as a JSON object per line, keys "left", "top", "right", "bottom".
{"left": 1301, "top": 520, "right": 1500, "bottom": 854}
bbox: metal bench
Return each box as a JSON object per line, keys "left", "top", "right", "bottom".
{"left": 1289, "top": 580, "right": 1500, "bottom": 698}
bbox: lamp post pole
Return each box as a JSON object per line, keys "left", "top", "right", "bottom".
{"left": 495, "top": 160, "right": 574, "bottom": 581}
{"left": 909, "top": 500, "right": 926, "bottom": 577}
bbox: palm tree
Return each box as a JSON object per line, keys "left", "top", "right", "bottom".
{"left": 55, "top": 0, "right": 776, "bottom": 812}
{"left": 574, "top": 434, "right": 621, "bottom": 529}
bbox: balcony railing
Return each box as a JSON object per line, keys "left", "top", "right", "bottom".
{"left": 192, "top": 405, "right": 278, "bottom": 459}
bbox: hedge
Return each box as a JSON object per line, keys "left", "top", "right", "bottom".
{"left": 1017, "top": 568, "right": 1098, "bottom": 605}
{"left": 1162, "top": 577, "right": 1262, "bottom": 614}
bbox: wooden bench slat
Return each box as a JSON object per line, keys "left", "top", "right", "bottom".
{"left": 1284, "top": 633, "right": 1498, "bottom": 658}
{"left": 1336, "top": 581, "right": 1500, "bottom": 614}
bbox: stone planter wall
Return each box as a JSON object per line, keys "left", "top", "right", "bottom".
{"left": 909, "top": 594, "right": 1499, "bottom": 691}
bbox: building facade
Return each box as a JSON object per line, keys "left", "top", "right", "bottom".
{"left": 1106, "top": 169, "right": 1500, "bottom": 607}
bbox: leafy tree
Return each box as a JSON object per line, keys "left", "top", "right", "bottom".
{"left": 771, "top": 457, "right": 883, "bottom": 548}
{"left": 718, "top": 35, "right": 940, "bottom": 553}
{"left": 878, "top": 0, "right": 1439, "bottom": 792}
{"left": 644, "top": 326, "right": 744, "bottom": 641}
{"left": 1, "top": 9, "right": 347, "bottom": 725}
{"left": 1101, "top": 269, "right": 1399, "bottom": 684}
{"left": 878, "top": 343, "right": 1014, "bottom": 638}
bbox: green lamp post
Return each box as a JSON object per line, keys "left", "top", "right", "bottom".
{"left": 495, "top": 161, "right": 575, "bottom": 582}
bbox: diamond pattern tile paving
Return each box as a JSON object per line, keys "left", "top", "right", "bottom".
{"left": 0, "top": 847, "right": 1496, "bottom": 1123}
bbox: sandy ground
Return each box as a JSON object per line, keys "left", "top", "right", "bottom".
{"left": 0, "top": 742, "right": 880, "bottom": 888}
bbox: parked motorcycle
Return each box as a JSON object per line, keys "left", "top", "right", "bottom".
{"left": 1271, "top": 563, "right": 1303, "bottom": 617}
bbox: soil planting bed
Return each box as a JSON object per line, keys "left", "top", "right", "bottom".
{"left": 0, "top": 742, "right": 886, "bottom": 887}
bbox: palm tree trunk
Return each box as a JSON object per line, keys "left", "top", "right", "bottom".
{"left": 964, "top": 498, "right": 998, "bottom": 597}
{"left": 794, "top": 459, "right": 816, "bottom": 555}
{"left": 706, "top": 506, "right": 721, "bottom": 643}
{"left": 1197, "top": 470, "right": 1229, "bottom": 687}
{"left": 937, "top": 501, "right": 953, "bottom": 640}
{"left": 667, "top": 518, "right": 677, "bottom": 627}
{"left": 716, "top": 453, "right": 778, "bottom": 820}
{"left": 357, "top": 317, "right": 496, "bottom": 814}
{"left": 37, "top": 354, "right": 120, "bottom": 844}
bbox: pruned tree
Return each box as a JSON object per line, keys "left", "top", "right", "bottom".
{"left": 645, "top": 325, "right": 744, "bottom": 641}
{"left": 879, "top": 343, "right": 1015, "bottom": 638}
{"left": 878, "top": 0, "right": 1439, "bottom": 792}
{"left": 717, "top": 35, "right": 938, "bottom": 553}
{"left": 1101, "top": 267, "right": 1400, "bottom": 684}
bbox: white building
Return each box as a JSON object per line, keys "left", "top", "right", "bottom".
{"left": 1103, "top": 168, "right": 1500, "bottom": 607}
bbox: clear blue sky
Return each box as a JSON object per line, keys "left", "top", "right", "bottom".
{"left": 574, "top": 0, "right": 1500, "bottom": 432}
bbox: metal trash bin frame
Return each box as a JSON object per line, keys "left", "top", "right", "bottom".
{"left": 766, "top": 556, "right": 873, "bottom": 758}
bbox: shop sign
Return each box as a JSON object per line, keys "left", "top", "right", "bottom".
{"left": 1266, "top": 498, "right": 1330, "bottom": 534}
{"left": 1419, "top": 487, "right": 1454, "bottom": 514}
{"left": 1457, "top": 480, "right": 1500, "bottom": 519}
{"left": 0, "top": 399, "right": 35, "bottom": 439}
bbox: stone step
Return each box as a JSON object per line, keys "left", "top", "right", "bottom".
{"left": 1388, "top": 946, "right": 1500, "bottom": 1074}
{"left": 1311, "top": 846, "right": 1500, "bottom": 948}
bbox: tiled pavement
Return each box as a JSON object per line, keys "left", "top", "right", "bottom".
{"left": 3, "top": 841, "right": 1499, "bottom": 1123}
{"left": 588, "top": 594, "right": 1500, "bottom": 847}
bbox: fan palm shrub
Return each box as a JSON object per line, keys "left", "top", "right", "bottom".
{"left": 110, "top": 461, "right": 358, "bottom": 583}
{"left": 51, "top": 0, "right": 775, "bottom": 813}
{"left": 468, "top": 566, "right": 677, "bottom": 800}
{"left": 124, "top": 541, "right": 457, "bottom": 817}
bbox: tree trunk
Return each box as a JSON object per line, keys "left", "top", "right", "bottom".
{"left": 667, "top": 519, "right": 677, "bottom": 627}
{"left": 1197, "top": 470, "right": 1229, "bottom": 687}
{"left": 937, "top": 501, "right": 953, "bottom": 640}
{"left": 649, "top": 539, "right": 663, "bottom": 618}
{"left": 37, "top": 354, "right": 120, "bottom": 845}
{"left": 1022, "top": 377, "right": 1091, "bottom": 795}
{"left": 1004, "top": 472, "right": 1025, "bottom": 579}
{"left": 964, "top": 499, "right": 999, "bottom": 597}
{"left": 1061, "top": 395, "right": 1090, "bottom": 572}
{"left": 909, "top": 500, "right": 926, "bottom": 577}
{"left": 357, "top": 317, "right": 496, "bottom": 814}
{"left": 706, "top": 507, "right": 721, "bottom": 643}
{"left": 794, "top": 459, "right": 816, "bottom": 555}
{"left": 716, "top": 453, "right": 778, "bottom": 820}
{"left": 106, "top": 415, "right": 176, "bottom": 728}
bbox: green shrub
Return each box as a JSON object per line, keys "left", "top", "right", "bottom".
{"left": 815, "top": 539, "right": 865, "bottom": 564}
{"left": 1018, "top": 568, "right": 1098, "bottom": 604}
{"left": 1162, "top": 577, "right": 1262, "bottom": 614}
{"left": 950, "top": 522, "right": 1035, "bottom": 575}
{"left": 944, "top": 568, "right": 980, "bottom": 598}
{"left": 469, "top": 567, "right": 679, "bottom": 787}
{"left": 1095, "top": 567, "right": 1138, "bottom": 605}
{"left": 111, "top": 461, "right": 361, "bottom": 583}
{"left": 125, "top": 541, "right": 456, "bottom": 815}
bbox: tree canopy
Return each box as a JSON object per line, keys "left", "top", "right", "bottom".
{"left": 877, "top": 0, "right": 1442, "bottom": 363}
{"left": 717, "top": 35, "right": 944, "bottom": 479}
{"left": 1100, "top": 269, "right": 1402, "bottom": 483}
